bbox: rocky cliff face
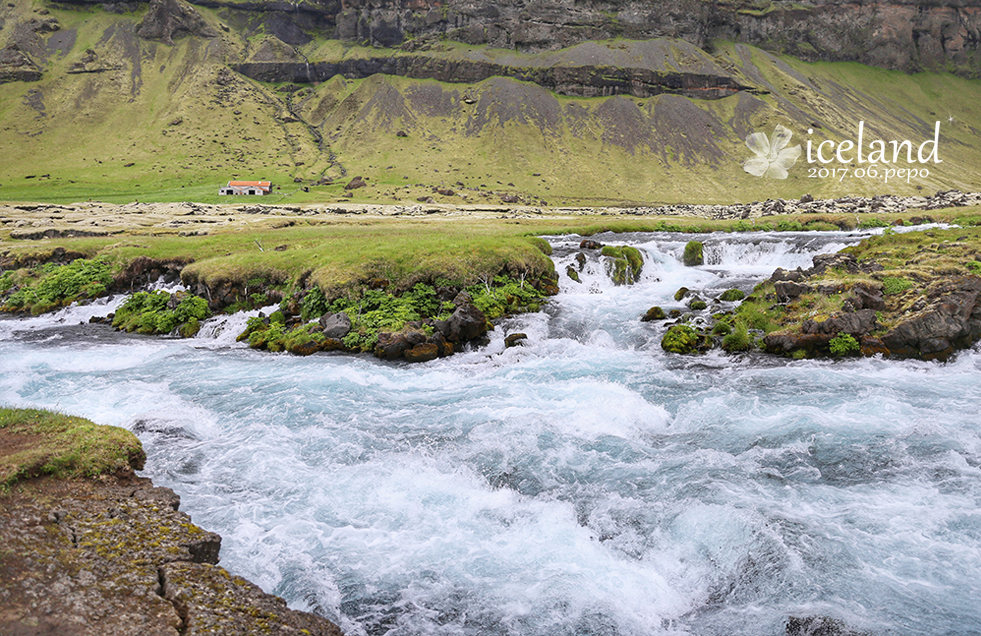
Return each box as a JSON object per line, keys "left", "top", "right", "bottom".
{"left": 233, "top": 54, "right": 754, "bottom": 99}
{"left": 27, "top": 0, "right": 976, "bottom": 75}
{"left": 190, "top": 0, "right": 981, "bottom": 76}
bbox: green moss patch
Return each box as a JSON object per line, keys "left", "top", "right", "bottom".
{"left": 601, "top": 245, "right": 644, "bottom": 285}
{"left": 0, "top": 407, "right": 144, "bottom": 491}
{"left": 683, "top": 241, "right": 704, "bottom": 266}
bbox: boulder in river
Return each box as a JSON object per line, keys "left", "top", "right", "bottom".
{"left": 641, "top": 306, "right": 666, "bottom": 321}
{"left": 683, "top": 240, "right": 704, "bottom": 266}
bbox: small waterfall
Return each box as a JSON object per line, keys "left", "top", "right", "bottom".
{"left": 194, "top": 304, "right": 279, "bottom": 346}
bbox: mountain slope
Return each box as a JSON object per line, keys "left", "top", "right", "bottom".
{"left": 0, "top": 0, "right": 979, "bottom": 205}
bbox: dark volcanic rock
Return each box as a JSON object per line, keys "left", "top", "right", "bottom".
{"left": 404, "top": 342, "right": 439, "bottom": 362}
{"left": 801, "top": 309, "right": 878, "bottom": 336}
{"left": 504, "top": 332, "right": 527, "bottom": 347}
{"left": 137, "top": 0, "right": 216, "bottom": 45}
{"left": 445, "top": 303, "right": 488, "bottom": 342}
{"left": 880, "top": 276, "right": 981, "bottom": 361}
{"left": 763, "top": 332, "right": 834, "bottom": 355}
{"left": 375, "top": 330, "right": 413, "bottom": 360}
{"left": 811, "top": 253, "right": 859, "bottom": 275}
{"left": 848, "top": 284, "right": 886, "bottom": 311}
{"left": 775, "top": 281, "right": 812, "bottom": 302}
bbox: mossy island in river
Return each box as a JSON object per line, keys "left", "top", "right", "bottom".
{"left": 649, "top": 225, "right": 981, "bottom": 361}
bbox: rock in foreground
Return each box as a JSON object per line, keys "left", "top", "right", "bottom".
{"left": 0, "top": 410, "right": 344, "bottom": 636}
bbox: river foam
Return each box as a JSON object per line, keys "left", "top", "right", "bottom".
{"left": 1, "top": 229, "right": 979, "bottom": 636}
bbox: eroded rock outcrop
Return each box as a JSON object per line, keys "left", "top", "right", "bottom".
{"left": 137, "top": 0, "right": 217, "bottom": 45}
{"left": 200, "top": 0, "right": 981, "bottom": 77}
{"left": 0, "top": 44, "right": 42, "bottom": 83}
{"left": 233, "top": 54, "right": 754, "bottom": 100}
{"left": 0, "top": 470, "right": 343, "bottom": 636}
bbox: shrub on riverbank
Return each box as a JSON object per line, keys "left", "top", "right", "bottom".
{"left": 0, "top": 259, "right": 112, "bottom": 315}
{"left": 112, "top": 290, "right": 210, "bottom": 337}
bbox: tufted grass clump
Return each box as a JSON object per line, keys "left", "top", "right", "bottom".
{"left": 0, "top": 407, "right": 144, "bottom": 491}
{"left": 881, "top": 276, "right": 914, "bottom": 295}
{"left": 721, "top": 320, "right": 752, "bottom": 351}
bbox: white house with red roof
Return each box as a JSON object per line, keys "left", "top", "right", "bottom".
{"left": 219, "top": 180, "right": 272, "bottom": 196}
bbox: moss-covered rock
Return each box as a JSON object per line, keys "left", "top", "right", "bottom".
{"left": 661, "top": 324, "right": 708, "bottom": 354}
{"left": 683, "top": 240, "right": 704, "bottom": 266}
{"left": 566, "top": 264, "right": 581, "bottom": 283}
{"left": 719, "top": 288, "right": 745, "bottom": 302}
{"left": 641, "top": 306, "right": 666, "bottom": 321}
{"left": 601, "top": 245, "right": 644, "bottom": 285}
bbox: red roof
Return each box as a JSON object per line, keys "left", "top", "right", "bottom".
{"left": 228, "top": 181, "right": 271, "bottom": 188}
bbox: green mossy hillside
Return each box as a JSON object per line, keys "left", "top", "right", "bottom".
{"left": 0, "top": 407, "right": 145, "bottom": 491}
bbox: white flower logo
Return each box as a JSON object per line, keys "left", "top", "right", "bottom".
{"left": 742, "top": 124, "right": 801, "bottom": 179}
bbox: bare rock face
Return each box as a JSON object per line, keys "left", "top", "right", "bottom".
{"left": 880, "top": 276, "right": 981, "bottom": 361}
{"left": 0, "top": 44, "right": 42, "bottom": 83}
{"left": 162, "top": 562, "right": 343, "bottom": 636}
{"left": 137, "top": 0, "right": 217, "bottom": 45}
{"left": 314, "top": 0, "right": 981, "bottom": 76}
{"left": 0, "top": 474, "right": 344, "bottom": 635}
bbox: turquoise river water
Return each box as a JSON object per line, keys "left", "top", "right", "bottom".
{"left": 1, "top": 229, "right": 979, "bottom": 636}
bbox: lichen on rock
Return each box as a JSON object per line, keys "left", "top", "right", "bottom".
{"left": 0, "top": 408, "right": 344, "bottom": 636}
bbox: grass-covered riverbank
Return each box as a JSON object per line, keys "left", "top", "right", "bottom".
{"left": 0, "top": 407, "right": 144, "bottom": 491}
{"left": 4, "top": 197, "right": 981, "bottom": 360}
